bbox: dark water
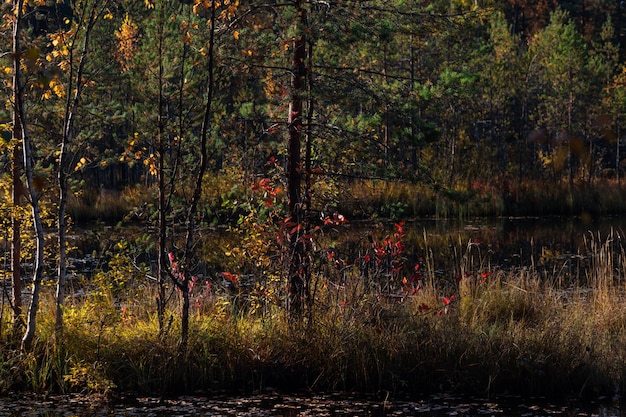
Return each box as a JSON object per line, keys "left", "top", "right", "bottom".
{"left": 66, "top": 215, "right": 626, "bottom": 279}
{"left": 0, "top": 393, "right": 622, "bottom": 416}
{"left": 398, "top": 215, "right": 626, "bottom": 274}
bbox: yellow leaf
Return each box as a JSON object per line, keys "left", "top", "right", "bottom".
{"left": 182, "top": 31, "right": 193, "bottom": 45}
{"left": 233, "top": 30, "right": 239, "bottom": 40}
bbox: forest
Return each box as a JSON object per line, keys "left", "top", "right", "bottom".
{"left": 4, "top": 0, "right": 626, "bottom": 400}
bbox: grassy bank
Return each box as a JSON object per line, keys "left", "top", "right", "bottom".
{"left": 1, "top": 233, "right": 626, "bottom": 400}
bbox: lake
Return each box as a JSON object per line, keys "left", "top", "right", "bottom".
{"left": 0, "top": 392, "right": 622, "bottom": 416}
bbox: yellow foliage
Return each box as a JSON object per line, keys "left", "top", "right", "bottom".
{"left": 182, "top": 31, "right": 193, "bottom": 45}
{"left": 144, "top": 153, "right": 157, "bottom": 176}
{"left": 115, "top": 14, "right": 139, "bottom": 72}
{"left": 25, "top": 0, "right": 46, "bottom": 6}
{"left": 220, "top": 1, "right": 239, "bottom": 20}
{"left": 263, "top": 72, "right": 276, "bottom": 98}
{"left": 41, "top": 79, "right": 65, "bottom": 100}
{"left": 192, "top": 0, "right": 213, "bottom": 14}
{"left": 74, "top": 157, "right": 89, "bottom": 171}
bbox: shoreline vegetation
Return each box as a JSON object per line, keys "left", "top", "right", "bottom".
{"left": 3, "top": 178, "right": 626, "bottom": 401}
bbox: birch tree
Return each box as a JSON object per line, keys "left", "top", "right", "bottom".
{"left": 11, "top": 0, "right": 46, "bottom": 353}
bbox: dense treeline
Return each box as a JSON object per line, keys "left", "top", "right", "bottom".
{"left": 5, "top": 1, "right": 626, "bottom": 198}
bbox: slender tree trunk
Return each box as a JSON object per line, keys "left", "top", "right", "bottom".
{"left": 12, "top": 0, "right": 45, "bottom": 353}
{"left": 21, "top": 137, "right": 46, "bottom": 353}
{"left": 179, "top": 0, "right": 215, "bottom": 354}
{"left": 56, "top": 156, "right": 67, "bottom": 333}
{"left": 11, "top": 0, "right": 23, "bottom": 336}
{"left": 617, "top": 117, "right": 621, "bottom": 186}
{"left": 303, "top": 37, "right": 315, "bottom": 323}
{"left": 11, "top": 0, "right": 25, "bottom": 343}
{"left": 156, "top": 0, "right": 167, "bottom": 337}
{"left": 11, "top": 143, "right": 22, "bottom": 335}
{"left": 286, "top": 0, "right": 308, "bottom": 316}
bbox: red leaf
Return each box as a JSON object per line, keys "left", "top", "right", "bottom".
{"left": 442, "top": 295, "right": 456, "bottom": 306}
{"left": 221, "top": 272, "right": 239, "bottom": 285}
{"left": 265, "top": 156, "right": 277, "bottom": 166}
{"left": 290, "top": 223, "right": 303, "bottom": 234}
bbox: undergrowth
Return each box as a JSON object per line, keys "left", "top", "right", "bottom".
{"left": 1, "top": 231, "right": 626, "bottom": 399}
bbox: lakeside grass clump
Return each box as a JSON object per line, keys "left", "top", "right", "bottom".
{"left": 1, "top": 233, "right": 626, "bottom": 399}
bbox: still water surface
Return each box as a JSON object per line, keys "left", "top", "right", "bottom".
{"left": 0, "top": 393, "right": 622, "bottom": 416}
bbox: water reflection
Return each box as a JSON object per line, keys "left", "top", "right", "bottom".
{"left": 403, "top": 216, "right": 626, "bottom": 279}
{"left": 0, "top": 393, "right": 621, "bottom": 416}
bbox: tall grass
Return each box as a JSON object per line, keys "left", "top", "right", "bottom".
{"left": 2, "top": 232, "right": 626, "bottom": 399}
